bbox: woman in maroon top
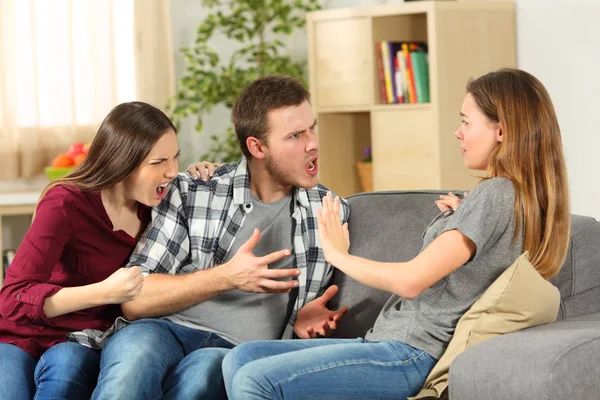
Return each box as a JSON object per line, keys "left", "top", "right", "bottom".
{"left": 0, "top": 101, "right": 216, "bottom": 399}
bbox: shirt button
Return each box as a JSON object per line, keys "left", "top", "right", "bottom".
{"left": 15, "top": 294, "right": 21, "bottom": 300}
{"left": 245, "top": 204, "right": 251, "bottom": 209}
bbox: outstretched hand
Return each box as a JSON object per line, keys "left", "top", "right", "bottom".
{"left": 294, "top": 285, "right": 348, "bottom": 339}
{"left": 317, "top": 192, "right": 350, "bottom": 265}
{"left": 224, "top": 228, "right": 299, "bottom": 293}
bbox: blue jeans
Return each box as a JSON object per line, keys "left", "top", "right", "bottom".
{"left": 0, "top": 342, "right": 100, "bottom": 400}
{"left": 92, "top": 318, "right": 234, "bottom": 400}
{"left": 222, "top": 338, "right": 437, "bottom": 400}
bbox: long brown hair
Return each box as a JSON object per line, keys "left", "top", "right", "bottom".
{"left": 37, "top": 101, "right": 176, "bottom": 212}
{"left": 467, "top": 68, "right": 570, "bottom": 279}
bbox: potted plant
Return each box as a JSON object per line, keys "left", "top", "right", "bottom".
{"left": 168, "top": 0, "right": 321, "bottom": 162}
{"left": 356, "top": 146, "right": 373, "bottom": 192}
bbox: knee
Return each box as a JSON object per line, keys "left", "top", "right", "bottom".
{"left": 222, "top": 342, "right": 260, "bottom": 381}
{"left": 102, "top": 321, "right": 165, "bottom": 365}
{"left": 228, "top": 364, "right": 274, "bottom": 400}
{"left": 180, "top": 347, "right": 229, "bottom": 379}
{"left": 40, "top": 342, "right": 99, "bottom": 372}
{"left": 99, "top": 321, "right": 183, "bottom": 383}
{"left": 165, "top": 349, "right": 230, "bottom": 399}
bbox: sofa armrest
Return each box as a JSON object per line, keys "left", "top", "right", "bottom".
{"left": 448, "top": 315, "right": 600, "bottom": 400}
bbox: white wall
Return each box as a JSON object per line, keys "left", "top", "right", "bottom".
{"left": 169, "top": 0, "right": 600, "bottom": 218}
{"left": 515, "top": 0, "right": 600, "bottom": 218}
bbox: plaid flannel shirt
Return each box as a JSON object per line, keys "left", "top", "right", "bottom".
{"left": 68, "top": 157, "right": 349, "bottom": 347}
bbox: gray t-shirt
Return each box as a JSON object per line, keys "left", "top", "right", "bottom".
{"left": 365, "top": 178, "right": 522, "bottom": 359}
{"left": 166, "top": 193, "right": 297, "bottom": 344}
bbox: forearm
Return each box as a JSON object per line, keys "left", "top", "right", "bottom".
{"left": 331, "top": 230, "right": 475, "bottom": 299}
{"left": 331, "top": 254, "right": 416, "bottom": 298}
{"left": 43, "top": 284, "right": 107, "bottom": 318}
{"left": 121, "top": 267, "right": 232, "bottom": 320}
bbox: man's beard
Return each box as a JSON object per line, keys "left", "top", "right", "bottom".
{"left": 267, "top": 155, "right": 320, "bottom": 190}
{"left": 265, "top": 155, "right": 297, "bottom": 188}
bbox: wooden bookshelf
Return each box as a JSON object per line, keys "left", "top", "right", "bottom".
{"left": 306, "top": 1, "right": 516, "bottom": 197}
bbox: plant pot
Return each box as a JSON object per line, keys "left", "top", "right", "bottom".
{"left": 356, "top": 162, "right": 373, "bottom": 192}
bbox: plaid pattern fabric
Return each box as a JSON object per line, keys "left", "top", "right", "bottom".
{"left": 66, "top": 317, "right": 129, "bottom": 349}
{"left": 68, "top": 157, "right": 349, "bottom": 347}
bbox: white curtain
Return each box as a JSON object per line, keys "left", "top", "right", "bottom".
{"left": 0, "top": 0, "right": 174, "bottom": 180}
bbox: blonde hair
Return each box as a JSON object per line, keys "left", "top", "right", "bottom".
{"left": 36, "top": 102, "right": 176, "bottom": 217}
{"left": 467, "top": 68, "right": 570, "bottom": 279}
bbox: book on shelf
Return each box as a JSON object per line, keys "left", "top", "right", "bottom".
{"left": 376, "top": 40, "right": 430, "bottom": 104}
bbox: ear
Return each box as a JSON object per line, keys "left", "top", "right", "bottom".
{"left": 247, "top": 137, "right": 266, "bottom": 160}
{"left": 495, "top": 121, "right": 504, "bottom": 143}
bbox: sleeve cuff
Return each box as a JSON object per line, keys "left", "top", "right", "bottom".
{"left": 16, "top": 284, "right": 63, "bottom": 326}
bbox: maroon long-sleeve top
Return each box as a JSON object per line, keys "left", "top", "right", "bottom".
{"left": 0, "top": 185, "right": 149, "bottom": 358}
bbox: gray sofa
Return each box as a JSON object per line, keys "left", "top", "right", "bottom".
{"left": 328, "top": 190, "right": 600, "bottom": 400}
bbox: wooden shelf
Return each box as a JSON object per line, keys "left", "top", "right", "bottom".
{"left": 307, "top": 1, "right": 516, "bottom": 197}
{"left": 370, "top": 103, "right": 431, "bottom": 112}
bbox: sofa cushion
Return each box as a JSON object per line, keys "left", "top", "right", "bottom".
{"left": 449, "top": 312, "right": 600, "bottom": 400}
{"left": 411, "top": 252, "right": 560, "bottom": 399}
{"left": 329, "top": 191, "right": 444, "bottom": 338}
{"left": 550, "top": 214, "right": 600, "bottom": 320}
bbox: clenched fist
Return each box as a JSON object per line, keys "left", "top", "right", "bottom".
{"left": 100, "top": 266, "right": 144, "bottom": 304}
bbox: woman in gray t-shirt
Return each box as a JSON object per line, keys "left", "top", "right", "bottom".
{"left": 222, "top": 68, "right": 571, "bottom": 400}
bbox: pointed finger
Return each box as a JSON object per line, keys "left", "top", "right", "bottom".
{"left": 318, "top": 285, "right": 339, "bottom": 304}
{"left": 259, "top": 248, "right": 292, "bottom": 265}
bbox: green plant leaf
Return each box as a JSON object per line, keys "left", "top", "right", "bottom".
{"left": 169, "top": 0, "right": 322, "bottom": 163}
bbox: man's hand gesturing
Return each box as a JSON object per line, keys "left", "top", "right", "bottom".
{"left": 224, "top": 228, "right": 300, "bottom": 293}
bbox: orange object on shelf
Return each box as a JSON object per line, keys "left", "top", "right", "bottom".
{"left": 51, "top": 153, "right": 75, "bottom": 168}
{"left": 73, "top": 153, "right": 86, "bottom": 166}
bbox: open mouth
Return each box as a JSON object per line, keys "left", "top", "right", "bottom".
{"left": 306, "top": 157, "right": 318, "bottom": 176}
{"left": 156, "top": 182, "right": 169, "bottom": 199}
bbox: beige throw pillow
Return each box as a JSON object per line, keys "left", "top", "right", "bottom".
{"left": 409, "top": 252, "right": 560, "bottom": 400}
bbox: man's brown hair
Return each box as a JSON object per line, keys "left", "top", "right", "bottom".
{"left": 232, "top": 75, "right": 310, "bottom": 158}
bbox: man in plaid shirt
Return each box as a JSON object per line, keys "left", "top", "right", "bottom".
{"left": 91, "top": 75, "right": 350, "bottom": 399}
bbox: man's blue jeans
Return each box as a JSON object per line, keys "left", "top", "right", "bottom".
{"left": 222, "top": 338, "right": 437, "bottom": 400}
{"left": 92, "top": 318, "right": 234, "bottom": 400}
{"left": 0, "top": 342, "right": 100, "bottom": 400}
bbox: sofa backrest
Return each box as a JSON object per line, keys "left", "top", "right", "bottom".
{"left": 328, "top": 191, "right": 600, "bottom": 339}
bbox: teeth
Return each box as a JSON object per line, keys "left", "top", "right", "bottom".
{"left": 307, "top": 161, "right": 315, "bottom": 171}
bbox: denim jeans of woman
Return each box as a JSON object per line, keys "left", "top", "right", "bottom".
{"left": 222, "top": 338, "right": 437, "bottom": 400}
{"left": 0, "top": 342, "right": 100, "bottom": 400}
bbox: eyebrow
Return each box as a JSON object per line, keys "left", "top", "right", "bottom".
{"left": 288, "top": 118, "right": 318, "bottom": 136}
{"left": 460, "top": 112, "right": 468, "bottom": 118}
{"left": 151, "top": 149, "right": 181, "bottom": 162}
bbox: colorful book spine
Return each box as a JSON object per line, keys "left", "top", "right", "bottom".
{"left": 376, "top": 42, "right": 388, "bottom": 103}
{"left": 380, "top": 41, "right": 395, "bottom": 104}
{"left": 410, "top": 51, "right": 430, "bottom": 103}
